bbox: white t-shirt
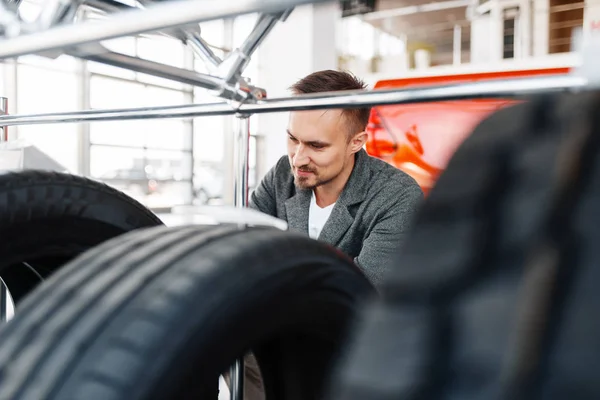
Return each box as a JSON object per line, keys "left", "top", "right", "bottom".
{"left": 308, "top": 191, "right": 335, "bottom": 239}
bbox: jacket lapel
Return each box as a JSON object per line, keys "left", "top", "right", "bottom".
{"left": 316, "top": 149, "right": 371, "bottom": 246}
{"left": 284, "top": 188, "right": 312, "bottom": 235}
{"left": 317, "top": 204, "right": 353, "bottom": 246}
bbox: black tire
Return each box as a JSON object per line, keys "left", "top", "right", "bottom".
{"left": 0, "top": 224, "right": 375, "bottom": 400}
{"left": 328, "top": 91, "right": 600, "bottom": 399}
{"left": 0, "top": 170, "right": 163, "bottom": 304}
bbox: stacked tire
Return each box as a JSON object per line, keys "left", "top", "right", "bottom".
{"left": 327, "top": 90, "right": 600, "bottom": 399}
{"left": 0, "top": 170, "right": 164, "bottom": 304}
{"left": 0, "top": 170, "right": 376, "bottom": 399}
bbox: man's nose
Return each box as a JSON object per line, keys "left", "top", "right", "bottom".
{"left": 293, "top": 145, "right": 309, "bottom": 167}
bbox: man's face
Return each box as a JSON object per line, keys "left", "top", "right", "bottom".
{"left": 287, "top": 109, "right": 354, "bottom": 190}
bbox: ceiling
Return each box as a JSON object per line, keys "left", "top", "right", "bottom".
{"left": 359, "top": 0, "right": 472, "bottom": 62}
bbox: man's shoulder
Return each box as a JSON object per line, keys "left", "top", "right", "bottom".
{"left": 260, "top": 155, "right": 295, "bottom": 197}
{"left": 269, "top": 155, "right": 293, "bottom": 182}
{"left": 365, "top": 153, "right": 422, "bottom": 195}
{"left": 273, "top": 154, "right": 291, "bottom": 171}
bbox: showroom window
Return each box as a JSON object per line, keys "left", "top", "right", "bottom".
{"left": 87, "top": 35, "right": 195, "bottom": 211}
{"left": 191, "top": 16, "right": 261, "bottom": 205}
{"left": 15, "top": 55, "right": 81, "bottom": 174}
{"left": 2, "top": 14, "right": 252, "bottom": 211}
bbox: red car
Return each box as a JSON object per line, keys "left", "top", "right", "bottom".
{"left": 366, "top": 64, "right": 572, "bottom": 195}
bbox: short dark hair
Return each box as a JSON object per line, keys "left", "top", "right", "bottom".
{"left": 289, "top": 70, "right": 371, "bottom": 139}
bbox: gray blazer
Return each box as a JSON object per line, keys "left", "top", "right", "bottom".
{"left": 250, "top": 149, "right": 423, "bottom": 287}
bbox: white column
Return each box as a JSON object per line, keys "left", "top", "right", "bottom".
{"left": 517, "top": 0, "right": 532, "bottom": 58}
{"left": 532, "top": 0, "right": 549, "bottom": 56}
{"left": 255, "top": 2, "right": 339, "bottom": 178}
{"left": 489, "top": 0, "right": 504, "bottom": 62}
{"left": 471, "top": 14, "right": 494, "bottom": 64}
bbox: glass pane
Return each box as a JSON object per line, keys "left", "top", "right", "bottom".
{"left": 90, "top": 75, "right": 147, "bottom": 109}
{"left": 199, "top": 19, "right": 225, "bottom": 50}
{"left": 87, "top": 62, "right": 138, "bottom": 80}
{"left": 16, "top": 64, "right": 79, "bottom": 173}
{"left": 144, "top": 120, "right": 191, "bottom": 151}
{"left": 91, "top": 145, "right": 193, "bottom": 209}
{"left": 18, "top": 124, "right": 79, "bottom": 173}
{"left": 233, "top": 13, "right": 258, "bottom": 49}
{"left": 193, "top": 116, "right": 225, "bottom": 163}
{"left": 147, "top": 181, "right": 192, "bottom": 209}
{"left": 90, "top": 119, "right": 191, "bottom": 151}
{"left": 141, "top": 149, "right": 193, "bottom": 208}
{"left": 103, "top": 37, "right": 137, "bottom": 56}
{"left": 137, "top": 36, "right": 185, "bottom": 68}
{"left": 136, "top": 73, "right": 187, "bottom": 91}
{"left": 144, "top": 85, "right": 188, "bottom": 106}
{"left": 90, "top": 145, "right": 145, "bottom": 179}
{"left": 91, "top": 75, "right": 189, "bottom": 109}
{"left": 193, "top": 86, "right": 222, "bottom": 104}
{"left": 87, "top": 37, "right": 138, "bottom": 79}
{"left": 193, "top": 19, "right": 226, "bottom": 73}
{"left": 18, "top": 54, "right": 79, "bottom": 72}
{"left": 193, "top": 161, "right": 224, "bottom": 205}
{"left": 17, "top": 65, "right": 78, "bottom": 113}
{"left": 89, "top": 120, "right": 148, "bottom": 148}
{"left": 90, "top": 145, "right": 148, "bottom": 205}
{"left": 144, "top": 149, "right": 193, "bottom": 181}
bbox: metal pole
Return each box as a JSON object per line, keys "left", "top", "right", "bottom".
{"left": 186, "top": 33, "right": 222, "bottom": 71}
{"left": 67, "top": 46, "right": 248, "bottom": 100}
{"left": 0, "top": 97, "right": 9, "bottom": 321}
{"left": 237, "top": 13, "right": 281, "bottom": 62}
{"left": 0, "top": 74, "right": 586, "bottom": 127}
{"left": 0, "top": 0, "right": 329, "bottom": 60}
{"left": 233, "top": 115, "right": 250, "bottom": 208}
{"left": 218, "top": 13, "right": 281, "bottom": 86}
{"left": 0, "top": 278, "right": 7, "bottom": 322}
{"left": 229, "top": 358, "right": 244, "bottom": 400}
{"left": 229, "top": 113, "right": 250, "bottom": 400}
{"left": 0, "top": 97, "right": 7, "bottom": 140}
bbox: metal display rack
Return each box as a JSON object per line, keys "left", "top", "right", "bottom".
{"left": 0, "top": 98, "right": 8, "bottom": 330}
{"left": 0, "top": 0, "right": 597, "bottom": 398}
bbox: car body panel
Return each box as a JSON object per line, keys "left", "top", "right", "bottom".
{"left": 366, "top": 66, "right": 572, "bottom": 195}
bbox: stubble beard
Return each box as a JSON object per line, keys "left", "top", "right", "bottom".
{"left": 294, "top": 175, "right": 319, "bottom": 190}
{"left": 293, "top": 161, "right": 346, "bottom": 190}
{"left": 294, "top": 171, "right": 339, "bottom": 190}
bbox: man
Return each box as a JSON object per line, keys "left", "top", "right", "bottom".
{"left": 250, "top": 69, "right": 423, "bottom": 287}
{"left": 223, "top": 70, "right": 424, "bottom": 400}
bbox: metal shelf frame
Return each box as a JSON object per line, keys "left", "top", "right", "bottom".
{"left": 0, "top": 1, "right": 597, "bottom": 399}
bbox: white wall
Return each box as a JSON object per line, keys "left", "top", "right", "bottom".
{"left": 470, "top": 0, "right": 550, "bottom": 62}
{"left": 583, "top": 0, "right": 600, "bottom": 38}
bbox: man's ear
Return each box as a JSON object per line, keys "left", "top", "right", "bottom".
{"left": 350, "top": 131, "right": 368, "bottom": 153}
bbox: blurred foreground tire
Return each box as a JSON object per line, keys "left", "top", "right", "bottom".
{"left": 0, "top": 225, "right": 375, "bottom": 400}
{"left": 328, "top": 91, "right": 600, "bottom": 399}
{"left": 0, "top": 170, "right": 163, "bottom": 304}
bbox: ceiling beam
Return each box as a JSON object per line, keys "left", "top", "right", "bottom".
{"left": 361, "top": 0, "right": 470, "bottom": 20}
